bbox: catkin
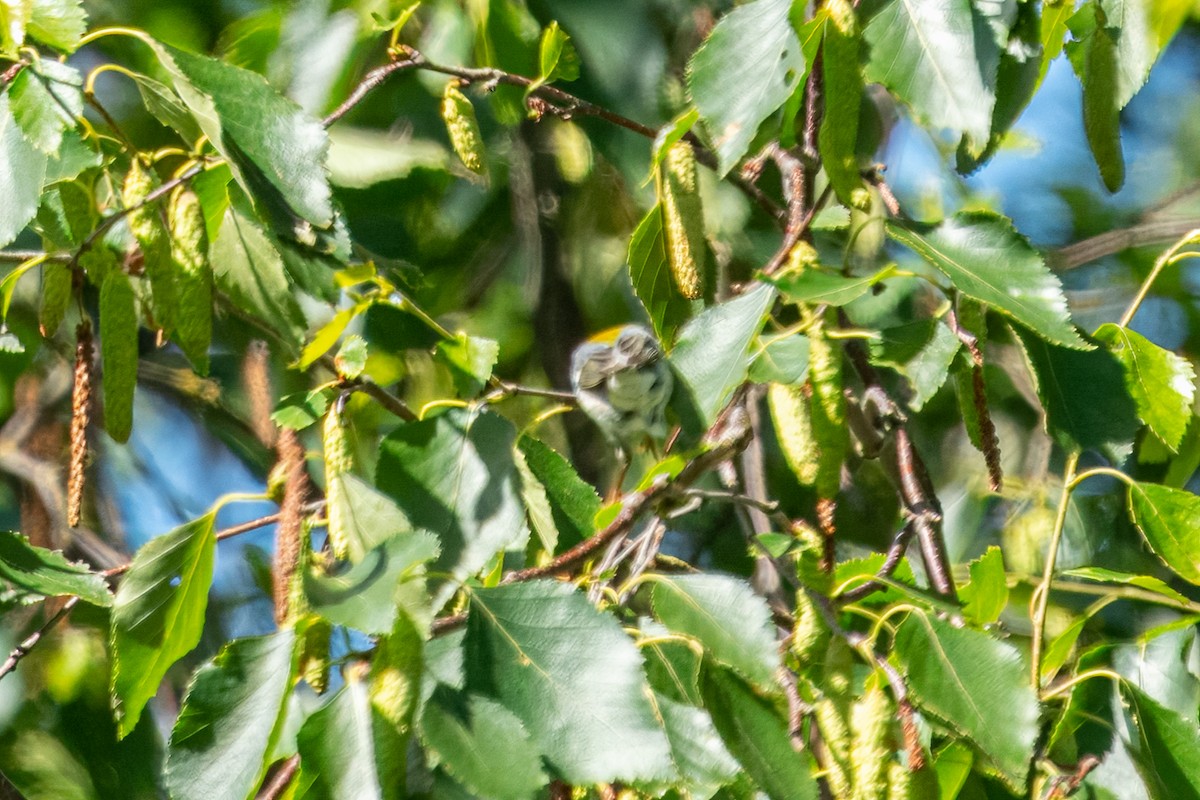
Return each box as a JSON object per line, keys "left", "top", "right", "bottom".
{"left": 67, "top": 322, "right": 93, "bottom": 527}
{"left": 768, "top": 382, "right": 818, "bottom": 486}
{"left": 814, "top": 697, "right": 852, "bottom": 800}
{"left": 39, "top": 263, "right": 73, "bottom": 337}
{"left": 659, "top": 140, "right": 705, "bottom": 299}
{"left": 273, "top": 428, "right": 308, "bottom": 625}
{"left": 167, "top": 187, "right": 213, "bottom": 374}
{"left": 122, "top": 159, "right": 175, "bottom": 333}
{"left": 322, "top": 404, "right": 354, "bottom": 560}
{"left": 850, "top": 686, "right": 894, "bottom": 800}
{"left": 442, "top": 81, "right": 486, "bottom": 175}
{"left": 99, "top": 272, "right": 138, "bottom": 444}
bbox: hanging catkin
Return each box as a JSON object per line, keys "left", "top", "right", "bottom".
{"left": 68, "top": 321, "right": 93, "bottom": 527}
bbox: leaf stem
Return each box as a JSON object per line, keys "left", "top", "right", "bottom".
{"left": 1030, "top": 450, "right": 1080, "bottom": 686}
{"left": 1118, "top": 228, "right": 1200, "bottom": 327}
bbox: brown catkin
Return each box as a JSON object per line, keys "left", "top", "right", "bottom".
{"left": 441, "top": 81, "right": 486, "bottom": 175}
{"left": 659, "top": 140, "right": 705, "bottom": 299}
{"left": 972, "top": 363, "right": 1003, "bottom": 492}
{"left": 243, "top": 340, "right": 275, "bottom": 449}
{"left": 273, "top": 428, "right": 309, "bottom": 625}
{"left": 68, "top": 322, "right": 93, "bottom": 527}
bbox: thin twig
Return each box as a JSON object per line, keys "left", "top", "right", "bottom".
{"left": 0, "top": 250, "right": 71, "bottom": 263}
{"left": 0, "top": 597, "right": 80, "bottom": 681}
{"left": 835, "top": 520, "right": 917, "bottom": 603}
{"left": 256, "top": 754, "right": 300, "bottom": 800}
{"left": 322, "top": 58, "right": 420, "bottom": 126}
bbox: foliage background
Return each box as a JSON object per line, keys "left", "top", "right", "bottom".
{"left": 2, "top": 0, "right": 1200, "bottom": 798}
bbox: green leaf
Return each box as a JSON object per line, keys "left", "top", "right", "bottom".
{"left": 1041, "top": 616, "right": 1088, "bottom": 681}
{"left": 893, "top": 610, "right": 1039, "bottom": 789}
{"left": 146, "top": 41, "right": 333, "bottom": 232}
{"left": 749, "top": 333, "right": 810, "bottom": 384}
{"left": 334, "top": 334, "right": 368, "bottom": 380}
{"left": 99, "top": 270, "right": 138, "bottom": 443}
{"left": 325, "top": 473, "right": 415, "bottom": 563}
{"left": 296, "top": 305, "right": 361, "bottom": 370}
{"left": 687, "top": 0, "right": 809, "bottom": 175}
{"left": 165, "top": 631, "right": 297, "bottom": 800}
{"left": 26, "top": 0, "right": 87, "bottom": 52}
{"left": 0, "top": 531, "right": 111, "bottom": 606}
{"left": 655, "top": 692, "right": 741, "bottom": 797}
{"left": 368, "top": 608, "right": 424, "bottom": 795}
{"left": 1128, "top": 482, "right": 1200, "bottom": 585}
{"left": 433, "top": 333, "right": 499, "bottom": 398}
{"left": 0, "top": 92, "right": 48, "bottom": 249}
{"left": 296, "top": 678, "right": 387, "bottom": 800}
{"left": 863, "top": 0, "right": 997, "bottom": 151}
{"left": 769, "top": 265, "right": 894, "bottom": 307}
{"left": 869, "top": 318, "right": 960, "bottom": 410}
{"left": 8, "top": 59, "right": 82, "bottom": 154}
{"left": 0, "top": 2, "right": 30, "bottom": 53}
{"left": 700, "top": 663, "right": 818, "bottom": 800}
{"left": 37, "top": 179, "right": 95, "bottom": 250}
{"left": 628, "top": 204, "right": 695, "bottom": 345}
{"left": 1094, "top": 323, "right": 1195, "bottom": 452}
{"left": 1066, "top": 2, "right": 1125, "bottom": 191}
{"left": 536, "top": 21, "right": 579, "bottom": 84}
{"left": 516, "top": 435, "right": 599, "bottom": 552}
{"left": 419, "top": 689, "right": 549, "bottom": 800}
{"left": 818, "top": 0, "right": 864, "bottom": 204}
{"left": 41, "top": 126, "right": 98, "bottom": 184}
{"left": 377, "top": 407, "right": 529, "bottom": 610}
{"left": 1014, "top": 326, "right": 1140, "bottom": 456}
{"left": 464, "top": 581, "right": 674, "bottom": 784}
{"left": 670, "top": 283, "right": 776, "bottom": 432}
{"left": 1122, "top": 685, "right": 1200, "bottom": 800}
{"left": 1062, "top": 566, "right": 1192, "bottom": 606}
{"left": 305, "top": 531, "right": 438, "bottom": 635}
{"left": 210, "top": 204, "right": 308, "bottom": 351}
{"left": 111, "top": 514, "right": 217, "bottom": 738}
{"left": 271, "top": 388, "right": 329, "bottom": 431}
{"left": 888, "top": 212, "right": 1087, "bottom": 349}
{"left": 651, "top": 574, "right": 780, "bottom": 689}
{"left": 959, "top": 546, "right": 1008, "bottom": 625}
{"left": 133, "top": 74, "right": 204, "bottom": 143}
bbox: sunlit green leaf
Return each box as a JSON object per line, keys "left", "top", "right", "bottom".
{"left": 0, "top": 531, "right": 111, "bottom": 606}
{"left": 870, "top": 317, "right": 961, "bottom": 410}
{"left": 863, "top": 0, "right": 996, "bottom": 151}
{"left": 769, "top": 266, "right": 894, "bottom": 307}
{"left": 26, "top": 0, "right": 87, "bottom": 52}
{"left": 0, "top": 93, "right": 48, "bottom": 249}
{"left": 1122, "top": 684, "right": 1200, "bottom": 800}
{"left": 419, "top": 688, "right": 548, "bottom": 800}
{"left": 688, "top": 0, "right": 809, "bottom": 175}
{"left": 894, "top": 610, "right": 1039, "bottom": 789}
{"left": 652, "top": 573, "right": 780, "bottom": 689}
{"left": 701, "top": 663, "right": 818, "bottom": 800}
{"left": 165, "top": 631, "right": 296, "bottom": 800}
{"left": 465, "top": 581, "right": 674, "bottom": 784}
{"left": 516, "top": 435, "right": 599, "bottom": 552}
{"left": 1128, "top": 482, "right": 1200, "bottom": 585}
{"left": 655, "top": 692, "right": 740, "bottom": 797}
{"left": 377, "top": 407, "right": 529, "bottom": 609}
{"left": 8, "top": 59, "right": 82, "bottom": 154}
{"left": 111, "top": 515, "right": 217, "bottom": 738}
{"left": 433, "top": 333, "right": 499, "bottom": 398}
{"left": 670, "top": 283, "right": 776, "bottom": 432}
{"left": 305, "top": 531, "right": 438, "bottom": 635}
{"left": 1094, "top": 323, "right": 1195, "bottom": 452}
{"left": 959, "top": 546, "right": 1008, "bottom": 625}
{"left": 1014, "top": 326, "right": 1139, "bottom": 457}
{"left": 888, "top": 212, "right": 1087, "bottom": 349}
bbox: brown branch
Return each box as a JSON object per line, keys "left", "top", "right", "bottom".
{"left": 323, "top": 57, "right": 420, "bottom": 126}
{"left": 840, "top": 320, "right": 958, "bottom": 603}
{"left": 0, "top": 597, "right": 79, "bottom": 681}
{"left": 0, "top": 250, "right": 71, "bottom": 263}
{"left": 502, "top": 412, "right": 753, "bottom": 584}
{"left": 256, "top": 754, "right": 301, "bottom": 800}
{"left": 1050, "top": 218, "right": 1200, "bottom": 272}
{"left": 836, "top": 519, "right": 917, "bottom": 603}
{"left": 400, "top": 49, "right": 785, "bottom": 225}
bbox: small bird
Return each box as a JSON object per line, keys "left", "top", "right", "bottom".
{"left": 570, "top": 324, "right": 673, "bottom": 459}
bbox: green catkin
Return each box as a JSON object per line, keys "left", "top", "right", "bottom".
{"left": 769, "top": 381, "right": 819, "bottom": 486}
{"left": 39, "top": 262, "right": 72, "bottom": 337}
{"left": 441, "top": 81, "right": 486, "bottom": 175}
{"left": 167, "top": 187, "right": 213, "bottom": 374}
{"left": 659, "top": 140, "right": 705, "bottom": 299}
{"left": 850, "top": 686, "right": 893, "bottom": 800}
{"left": 122, "top": 159, "right": 176, "bottom": 334}
{"left": 323, "top": 405, "right": 354, "bottom": 559}
{"left": 99, "top": 271, "right": 138, "bottom": 443}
